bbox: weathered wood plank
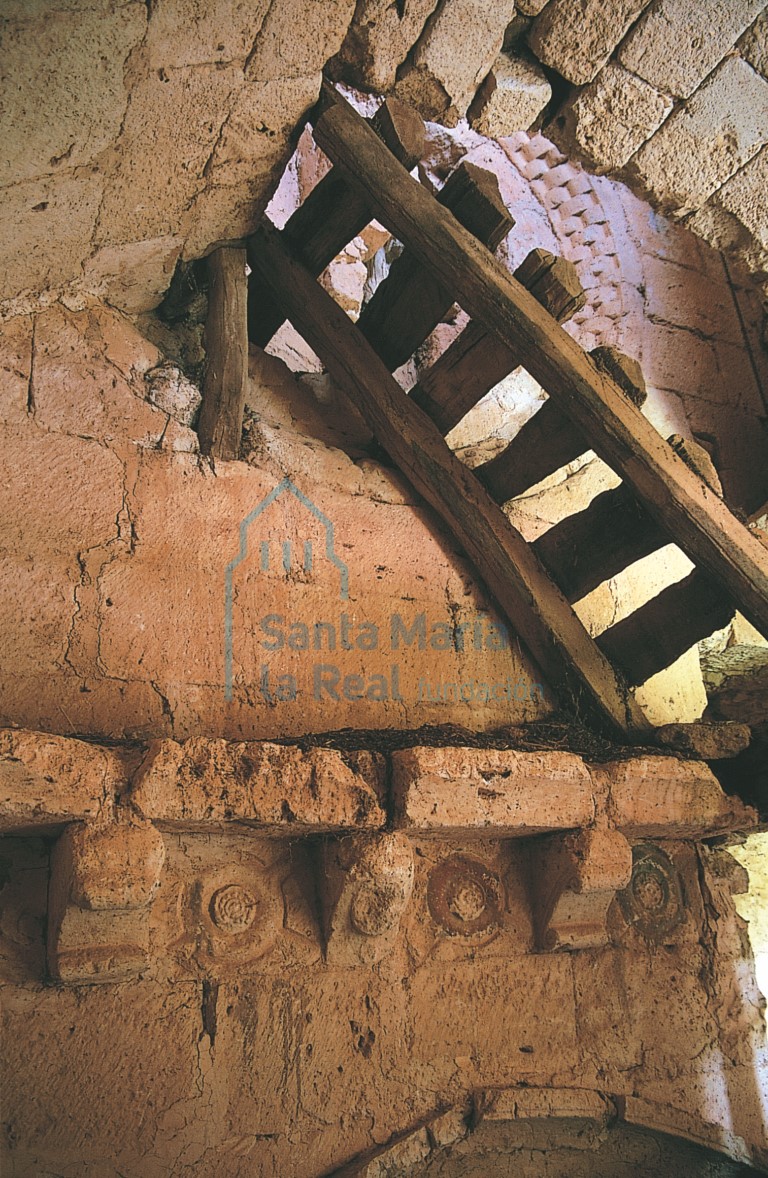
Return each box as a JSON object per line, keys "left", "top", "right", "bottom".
{"left": 248, "top": 221, "right": 650, "bottom": 738}
{"left": 198, "top": 246, "right": 249, "bottom": 461}
{"left": 313, "top": 95, "right": 768, "bottom": 640}
{"left": 534, "top": 435, "right": 721, "bottom": 602}
{"left": 357, "top": 162, "right": 513, "bottom": 371}
{"left": 534, "top": 484, "right": 665, "bottom": 602}
{"left": 410, "top": 249, "right": 585, "bottom": 434}
{"left": 596, "top": 571, "right": 735, "bottom": 686}
{"left": 476, "top": 347, "right": 646, "bottom": 503}
{"left": 248, "top": 97, "right": 425, "bottom": 347}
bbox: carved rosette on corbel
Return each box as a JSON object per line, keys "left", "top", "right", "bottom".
{"left": 321, "top": 832, "right": 414, "bottom": 966}
{"left": 47, "top": 813, "right": 166, "bottom": 984}
{"left": 532, "top": 827, "right": 633, "bottom": 951}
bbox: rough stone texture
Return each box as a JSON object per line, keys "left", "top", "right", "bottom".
{"left": 392, "top": 746, "right": 596, "bottom": 835}
{"left": 688, "top": 147, "right": 768, "bottom": 288}
{"left": 618, "top": 0, "right": 766, "bottom": 99}
{"left": 603, "top": 756, "right": 758, "bottom": 837}
{"left": 533, "top": 827, "right": 633, "bottom": 950}
{"left": 322, "top": 832, "right": 414, "bottom": 965}
{"left": 144, "top": 363, "right": 202, "bottom": 427}
{"left": 331, "top": 0, "right": 440, "bottom": 91}
{"left": 130, "top": 738, "right": 387, "bottom": 832}
{"left": 740, "top": 10, "right": 768, "bottom": 77}
{"left": 468, "top": 51, "right": 552, "bottom": 137}
{"left": 528, "top": 0, "right": 652, "bottom": 86}
{"left": 630, "top": 56, "right": 768, "bottom": 214}
{"left": 655, "top": 721, "right": 752, "bottom": 760}
{"left": 0, "top": 0, "right": 357, "bottom": 315}
{"left": 47, "top": 816, "right": 166, "bottom": 983}
{"left": 552, "top": 62, "right": 673, "bottom": 174}
{"left": 394, "top": 0, "right": 513, "bottom": 124}
{"left": 0, "top": 728, "right": 122, "bottom": 833}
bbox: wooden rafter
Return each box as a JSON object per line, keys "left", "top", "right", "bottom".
{"left": 311, "top": 94, "right": 768, "bottom": 641}
{"left": 248, "top": 221, "right": 650, "bottom": 739}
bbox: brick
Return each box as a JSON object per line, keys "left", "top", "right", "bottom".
{"left": 129, "top": 738, "right": 386, "bottom": 832}
{"left": 528, "top": 0, "right": 652, "bottom": 86}
{"left": 553, "top": 62, "right": 673, "bottom": 173}
{"left": 604, "top": 756, "right": 757, "bottom": 836}
{"left": 391, "top": 746, "right": 594, "bottom": 836}
{"left": 468, "top": 51, "right": 552, "bottom": 137}
{"left": 619, "top": 0, "right": 766, "bottom": 98}
{"left": 631, "top": 57, "right": 768, "bottom": 213}
{"left": 0, "top": 728, "right": 121, "bottom": 833}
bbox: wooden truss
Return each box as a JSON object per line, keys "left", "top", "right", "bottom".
{"left": 199, "top": 89, "right": 768, "bottom": 740}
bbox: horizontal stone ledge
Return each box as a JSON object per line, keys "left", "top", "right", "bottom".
{"left": 603, "top": 757, "right": 758, "bottom": 838}
{"left": 391, "top": 746, "right": 595, "bottom": 836}
{"left": 0, "top": 728, "right": 122, "bottom": 834}
{"left": 128, "top": 738, "right": 387, "bottom": 833}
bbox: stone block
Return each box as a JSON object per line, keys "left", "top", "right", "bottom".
{"left": 332, "top": 0, "right": 438, "bottom": 91}
{"left": 740, "top": 11, "right": 768, "bottom": 78}
{"left": 528, "top": 0, "right": 652, "bottom": 87}
{"left": 0, "top": 6, "right": 146, "bottom": 187}
{"left": 0, "top": 170, "right": 103, "bottom": 303}
{"left": 552, "top": 63, "right": 673, "bottom": 173}
{"left": 321, "top": 832, "right": 414, "bottom": 966}
{"left": 604, "top": 756, "right": 757, "bottom": 837}
{"left": 619, "top": 0, "right": 766, "bottom": 98}
{"left": 631, "top": 56, "right": 768, "bottom": 213}
{"left": 47, "top": 816, "right": 166, "bottom": 984}
{"left": 391, "top": 746, "right": 594, "bottom": 836}
{"left": 655, "top": 721, "right": 752, "bottom": 760}
{"left": 130, "top": 738, "right": 386, "bottom": 832}
{"left": 144, "top": 364, "right": 202, "bottom": 427}
{"left": 532, "top": 827, "right": 633, "bottom": 950}
{"left": 0, "top": 728, "right": 122, "bottom": 833}
{"left": 469, "top": 51, "right": 552, "bottom": 137}
{"left": 394, "top": 0, "right": 512, "bottom": 123}
{"left": 687, "top": 146, "right": 768, "bottom": 274}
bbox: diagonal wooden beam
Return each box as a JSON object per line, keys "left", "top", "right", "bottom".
{"left": 312, "top": 95, "right": 768, "bottom": 641}
{"left": 410, "top": 249, "right": 585, "bottom": 435}
{"left": 356, "top": 162, "right": 513, "bottom": 371}
{"left": 247, "top": 97, "right": 425, "bottom": 348}
{"left": 247, "top": 221, "right": 650, "bottom": 738}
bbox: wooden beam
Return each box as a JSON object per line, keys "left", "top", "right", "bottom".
{"left": 312, "top": 95, "right": 768, "bottom": 641}
{"left": 248, "top": 97, "right": 425, "bottom": 347}
{"left": 534, "top": 484, "right": 665, "bottom": 602}
{"left": 534, "top": 435, "right": 721, "bottom": 602}
{"left": 476, "top": 348, "right": 646, "bottom": 503}
{"left": 356, "top": 162, "right": 513, "bottom": 371}
{"left": 248, "top": 221, "right": 650, "bottom": 738}
{"left": 596, "top": 570, "right": 735, "bottom": 687}
{"left": 198, "top": 246, "right": 249, "bottom": 461}
{"left": 410, "top": 249, "right": 585, "bottom": 434}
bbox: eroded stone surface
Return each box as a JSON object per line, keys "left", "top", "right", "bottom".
{"left": 0, "top": 728, "right": 122, "bottom": 833}
{"left": 469, "top": 51, "right": 552, "bottom": 137}
{"left": 602, "top": 756, "right": 758, "bottom": 837}
{"left": 392, "top": 746, "right": 595, "bottom": 835}
{"left": 130, "top": 738, "right": 387, "bottom": 831}
{"left": 528, "top": 0, "right": 652, "bottom": 86}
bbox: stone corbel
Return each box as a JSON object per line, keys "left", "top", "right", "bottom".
{"left": 321, "top": 832, "right": 414, "bottom": 966}
{"left": 47, "top": 813, "right": 166, "bottom": 984}
{"left": 532, "top": 826, "right": 633, "bottom": 951}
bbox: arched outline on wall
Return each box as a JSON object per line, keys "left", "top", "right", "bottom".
{"left": 224, "top": 478, "right": 349, "bottom": 701}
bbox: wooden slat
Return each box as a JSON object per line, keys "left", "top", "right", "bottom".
{"left": 410, "top": 249, "right": 585, "bottom": 434}
{"left": 534, "top": 484, "right": 665, "bottom": 602}
{"left": 247, "top": 97, "right": 425, "bottom": 347}
{"left": 596, "top": 570, "right": 735, "bottom": 686}
{"left": 198, "top": 246, "right": 249, "bottom": 460}
{"left": 476, "top": 348, "right": 647, "bottom": 503}
{"left": 248, "top": 221, "right": 650, "bottom": 738}
{"left": 312, "top": 96, "right": 768, "bottom": 641}
{"left": 534, "top": 435, "right": 722, "bottom": 602}
{"left": 356, "top": 162, "right": 513, "bottom": 371}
